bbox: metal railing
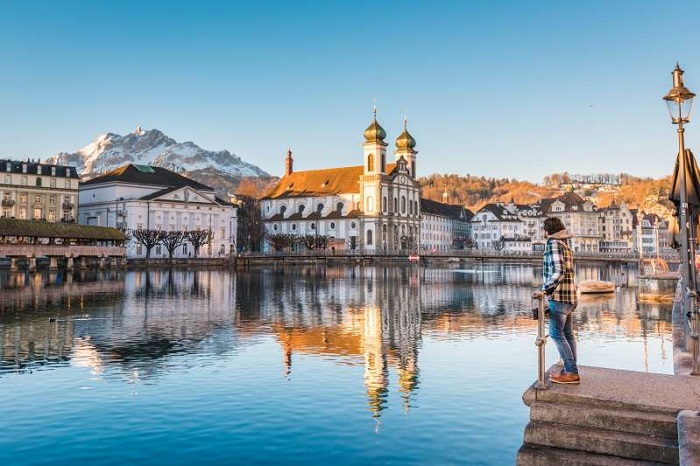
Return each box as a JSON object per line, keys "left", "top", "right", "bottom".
{"left": 533, "top": 294, "right": 548, "bottom": 389}
{"left": 687, "top": 287, "right": 700, "bottom": 375}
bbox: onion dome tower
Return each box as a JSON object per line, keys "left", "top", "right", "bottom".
{"left": 394, "top": 117, "right": 418, "bottom": 178}
{"left": 363, "top": 107, "right": 388, "bottom": 174}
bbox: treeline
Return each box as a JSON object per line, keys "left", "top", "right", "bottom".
{"left": 419, "top": 173, "right": 673, "bottom": 211}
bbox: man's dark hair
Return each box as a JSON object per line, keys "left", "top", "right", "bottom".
{"left": 544, "top": 217, "right": 566, "bottom": 235}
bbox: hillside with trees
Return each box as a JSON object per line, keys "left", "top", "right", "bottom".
{"left": 419, "top": 172, "right": 674, "bottom": 211}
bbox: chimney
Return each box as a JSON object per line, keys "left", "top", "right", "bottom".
{"left": 284, "top": 148, "right": 293, "bottom": 176}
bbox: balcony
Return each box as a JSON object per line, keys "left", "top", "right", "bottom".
{"left": 1, "top": 199, "right": 15, "bottom": 207}
{"left": 62, "top": 202, "right": 74, "bottom": 211}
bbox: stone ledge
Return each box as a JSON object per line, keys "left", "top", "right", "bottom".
{"left": 678, "top": 410, "right": 700, "bottom": 466}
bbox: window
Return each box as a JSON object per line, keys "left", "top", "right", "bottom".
{"left": 298, "top": 204, "right": 305, "bottom": 214}
{"left": 220, "top": 227, "right": 225, "bottom": 239}
{"left": 401, "top": 196, "right": 406, "bottom": 214}
{"left": 336, "top": 202, "right": 343, "bottom": 212}
{"left": 20, "top": 193, "right": 27, "bottom": 203}
{"left": 137, "top": 245, "right": 143, "bottom": 256}
{"left": 280, "top": 205, "right": 287, "bottom": 216}
{"left": 292, "top": 224, "right": 297, "bottom": 231}
{"left": 155, "top": 245, "right": 162, "bottom": 255}
{"left": 182, "top": 244, "right": 188, "bottom": 255}
{"left": 367, "top": 229, "right": 373, "bottom": 246}
{"left": 50, "top": 179, "right": 56, "bottom": 188}
{"left": 37, "top": 166, "right": 41, "bottom": 175}
{"left": 366, "top": 196, "right": 374, "bottom": 212}
{"left": 310, "top": 223, "right": 315, "bottom": 230}
{"left": 34, "top": 195, "right": 41, "bottom": 203}
{"left": 21, "top": 176, "right": 27, "bottom": 186}
{"left": 48, "top": 210, "right": 55, "bottom": 221}
{"left": 51, "top": 167, "right": 56, "bottom": 176}
{"left": 383, "top": 196, "right": 387, "bottom": 213}
{"left": 49, "top": 195, "right": 56, "bottom": 204}
{"left": 330, "top": 222, "right": 335, "bottom": 230}
{"left": 350, "top": 221, "right": 356, "bottom": 229}
{"left": 21, "top": 164, "right": 27, "bottom": 174}
{"left": 367, "top": 153, "right": 374, "bottom": 171}
{"left": 65, "top": 180, "right": 70, "bottom": 189}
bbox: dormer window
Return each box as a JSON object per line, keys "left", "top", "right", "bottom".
{"left": 5, "top": 162, "right": 10, "bottom": 172}
{"left": 22, "top": 164, "right": 27, "bottom": 174}
{"left": 51, "top": 167, "right": 56, "bottom": 176}
{"left": 37, "top": 166, "right": 41, "bottom": 175}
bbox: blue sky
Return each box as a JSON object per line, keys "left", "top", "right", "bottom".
{"left": 0, "top": 0, "right": 698, "bottom": 183}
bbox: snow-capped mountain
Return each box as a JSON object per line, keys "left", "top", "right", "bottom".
{"left": 44, "top": 127, "right": 273, "bottom": 196}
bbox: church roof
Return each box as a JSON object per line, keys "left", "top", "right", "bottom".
{"left": 262, "top": 164, "right": 396, "bottom": 199}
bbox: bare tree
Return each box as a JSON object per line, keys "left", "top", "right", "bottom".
{"left": 131, "top": 229, "right": 165, "bottom": 258}
{"left": 186, "top": 229, "right": 214, "bottom": 258}
{"left": 162, "top": 230, "right": 186, "bottom": 259}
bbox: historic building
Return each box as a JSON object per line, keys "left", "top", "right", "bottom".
{"left": 598, "top": 200, "right": 635, "bottom": 253}
{"left": 0, "top": 158, "right": 79, "bottom": 222}
{"left": 261, "top": 114, "right": 422, "bottom": 253}
{"left": 420, "top": 198, "right": 473, "bottom": 251}
{"left": 78, "top": 164, "right": 237, "bottom": 258}
{"left": 537, "top": 191, "right": 601, "bottom": 253}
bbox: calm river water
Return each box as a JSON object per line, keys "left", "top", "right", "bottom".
{"left": 0, "top": 262, "right": 672, "bottom": 465}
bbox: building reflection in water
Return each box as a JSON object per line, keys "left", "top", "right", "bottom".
{"left": 257, "top": 266, "right": 422, "bottom": 421}
{"left": 0, "top": 263, "right": 673, "bottom": 419}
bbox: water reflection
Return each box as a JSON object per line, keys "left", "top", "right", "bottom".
{"left": 0, "top": 263, "right": 673, "bottom": 418}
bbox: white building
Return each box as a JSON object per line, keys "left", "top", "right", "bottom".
{"left": 78, "top": 164, "right": 237, "bottom": 258}
{"left": 471, "top": 202, "right": 526, "bottom": 250}
{"left": 261, "top": 115, "right": 422, "bottom": 253}
{"left": 599, "top": 201, "right": 635, "bottom": 253}
{"left": 0, "top": 158, "right": 79, "bottom": 222}
{"left": 538, "top": 191, "right": 600, "bottom": 253}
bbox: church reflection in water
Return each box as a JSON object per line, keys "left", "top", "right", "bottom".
{"left": 0, "top": 264, "right": 673, "bottom": 419}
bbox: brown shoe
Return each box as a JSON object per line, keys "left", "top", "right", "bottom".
{"left": 550, "top": 372, "right": 580, "bottom": 384}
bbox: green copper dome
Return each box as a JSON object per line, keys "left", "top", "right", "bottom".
{"left": 395, "top": 129, "right": 416, "bottom": 150}
{"left": 364, "top": 118, "right": 387, "bottom": 142}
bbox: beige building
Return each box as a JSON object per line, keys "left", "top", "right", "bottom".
{"left": 0, "top": 159, "right": 79, "bottom": 222}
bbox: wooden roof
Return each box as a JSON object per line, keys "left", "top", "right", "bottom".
{"left": 262, "top": 163, "right": 396, "bottom": 199}
{"left": 0, "top": 219, "right": 126, "bottom": 240}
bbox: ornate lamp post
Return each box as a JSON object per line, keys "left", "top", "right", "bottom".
{"left": 664, "top": 63, "right": 700, "bottom": 375}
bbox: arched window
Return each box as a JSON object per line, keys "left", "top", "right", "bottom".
{"left": 367, "top": 229, "right": 373, "bottom": 246}
{"left": 382, "top": 196, "right": 387, "bottom": 213}
{"left": 381, "top": 153, "right": 386, "bottom": 172}
{"left": 317, "top": 203, "right": 324, "bottom": 213}
{"left": 298, "top": 204, "right": 305, "bottom": 214}
{"left": 401, "top": 196, "right": 406, "bottom": 214}
{"left": 367, "top": 153, "right": 374, "bottom": 171}
{"left": 280, "top": 205, "right": 287, "bottom": 216}
{"left": 394, "top": 197, "right": 398, "bottom": 213}
{"left": 336, "top": 202, "right": 343, "bottom": 212}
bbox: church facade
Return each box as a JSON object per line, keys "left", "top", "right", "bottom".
{"left": 261, "top": 114, "right": 422, "bottom": 253}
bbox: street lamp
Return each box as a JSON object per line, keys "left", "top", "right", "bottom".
{"left": 664, "top": 63, "right": 700, "bottom": 375}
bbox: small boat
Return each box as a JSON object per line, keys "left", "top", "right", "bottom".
{"left": 579, "top": 280, "right": 615, "bottom": 294}
{"left": 408, "top": 254, "right": 420, "bottom": 262}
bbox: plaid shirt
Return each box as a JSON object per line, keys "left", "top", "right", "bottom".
{"left": 541, "top": 231, "right": 577, "bottom": 304}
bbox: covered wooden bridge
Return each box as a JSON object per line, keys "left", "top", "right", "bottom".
{"left": 0, "top": 219, "right": 127, "bottom": 270}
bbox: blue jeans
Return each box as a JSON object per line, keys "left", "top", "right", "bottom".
{"left": 548, "top": 299, "right": 578, "bottom": 374}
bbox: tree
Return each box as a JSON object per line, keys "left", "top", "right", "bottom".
{"left": 162, "top": 230, "right": 186, "bottom": 259}
{"left": 131, "top": 229, "right": 165, "bottom": 258}
{"left": 186, "top": 229, "right": 214, "bottom": 258}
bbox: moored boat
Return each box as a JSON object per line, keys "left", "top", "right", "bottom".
{"left": 579, "top": 280, "right": 615, "bottom": 294}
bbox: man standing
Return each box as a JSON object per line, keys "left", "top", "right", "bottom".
{"left": 533, "top": 217, "right": 579, "bottom": 384}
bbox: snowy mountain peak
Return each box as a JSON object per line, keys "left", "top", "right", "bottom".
{"left": 44, "top": 128, "right": 270, "bottom": 181}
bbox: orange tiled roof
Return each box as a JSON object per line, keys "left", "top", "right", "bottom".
{"left": 262, "top": 163, "right": 396, "bottom": 199}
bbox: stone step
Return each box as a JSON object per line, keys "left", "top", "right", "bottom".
{"left": 517, "top": 443, "right": 668, "bottom": 466}
{"left": 530, "top": 400, "right": 678, "bottom": 438}
{"left": 524, "top": 420, "right": 679, "bottom": 464}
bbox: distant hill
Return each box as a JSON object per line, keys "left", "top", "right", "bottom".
{"left": 419, "top": 172, "right": 674, "bottom": 212}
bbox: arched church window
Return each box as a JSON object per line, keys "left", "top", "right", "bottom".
{"left": 298, "top": 204, "right": 305, "bottom": 214}
{"left": 317, "top": 203, "right": 324, "bottom": 213}
{"left": 367, "top": 229, "right": 373, "bottom": 246}
{"left": 367, "top": 153, "right": 374, "bottom": 172}
{"left": 394, "top": 197, "right": 398, "bottom": 213}
{"left": 381, "top": 154, "right": 385, "bottom": 172}
{"left": 382, "top": 196, "right": 387, "bottom": 213}
{"left": 336, "top": 202, "right": 343, "bottom": 212}
{"left": 280, "top": 205, "right": 287, "bottom": 216}
{"left": 401, "top": 196, "right": 406, "bottom": 214}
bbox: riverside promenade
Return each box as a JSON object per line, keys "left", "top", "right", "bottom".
{"left": 517, "top": 285, "right": 700, "bottom": 465}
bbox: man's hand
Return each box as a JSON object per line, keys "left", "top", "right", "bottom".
{"left": 532, "top": 290, "right": 545, "bottom": 299}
